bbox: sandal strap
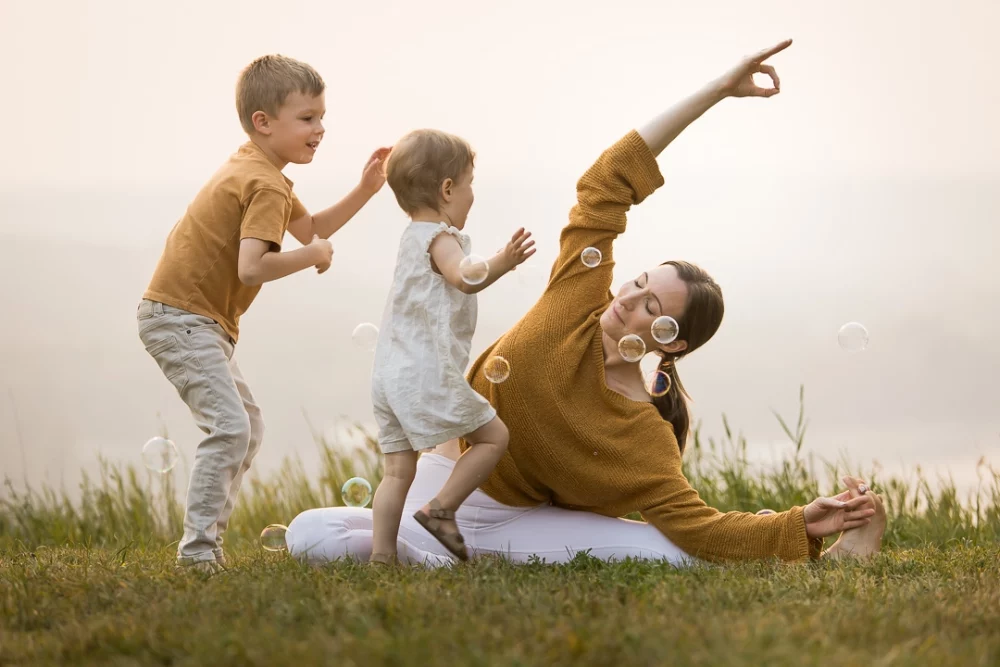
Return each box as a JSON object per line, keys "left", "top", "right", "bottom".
{"left": 427, "top": 498, "right": 456, "bottom": 521}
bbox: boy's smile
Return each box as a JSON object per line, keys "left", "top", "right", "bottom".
{"left": 257, "top": 91, "right": 326, "bottom": 169}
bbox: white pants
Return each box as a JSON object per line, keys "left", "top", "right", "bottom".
{"left": 286, "top": 453, "right": 698, "bottom": 567}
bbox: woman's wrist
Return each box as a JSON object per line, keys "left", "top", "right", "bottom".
{"left": 706, "top": 76, "right": 731, "bottom": 103}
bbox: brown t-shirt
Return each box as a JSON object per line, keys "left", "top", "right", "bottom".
{"left": 143, "top": 141, "right": 308, "bottom": 342}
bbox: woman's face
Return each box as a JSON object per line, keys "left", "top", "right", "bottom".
{"left": 600, "top": 263, "right": 690, "bottom": 356}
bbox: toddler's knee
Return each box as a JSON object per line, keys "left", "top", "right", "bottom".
{"left": 384, "top": 451, "right": 418, "bottom": 484}
{"left": 495, "top": 421, "right": 510, "bottom": 451}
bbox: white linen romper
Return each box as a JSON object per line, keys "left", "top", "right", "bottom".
{"left": 371, "top": 222, "right": 497, "bottom": 453}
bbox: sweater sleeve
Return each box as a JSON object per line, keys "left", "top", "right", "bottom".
{"left": 542, "top": 130, "right": 665, "bottom": 318}
{"left": 620, "top": 422, "right": 822, "bottom": 563}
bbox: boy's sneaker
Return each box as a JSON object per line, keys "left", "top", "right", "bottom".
{"left": 176, "top": 560, "right": 225, "bottom": 576}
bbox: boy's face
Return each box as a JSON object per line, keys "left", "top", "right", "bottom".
{"left": 443, "top": 164, "right": 475, "bottom": 229}
{"left": 260, "top": 91, "right": 326, "bottom": 165}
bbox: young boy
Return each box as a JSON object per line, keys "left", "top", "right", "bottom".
{"left": 137, "top": 54, "right": 390, "bottom": 574}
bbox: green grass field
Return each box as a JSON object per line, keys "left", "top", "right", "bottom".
{"left": 3, "top": 392, "right": 999, "bottom": 665}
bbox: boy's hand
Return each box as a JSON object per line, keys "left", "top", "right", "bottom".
{"left": 309, "top": 234, "right": 334, "bottom": 274}
{"left": 360, "top": 147, "right": 392, "bottom": 195}
{"left": 500, "top": 228, "right": 535, "bottom": 272}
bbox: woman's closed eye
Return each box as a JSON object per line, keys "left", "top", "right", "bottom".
{"left": 634, "top": 277, "right": 657, "bottom": 315}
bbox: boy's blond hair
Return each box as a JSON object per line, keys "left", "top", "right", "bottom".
{"left": 235, "top": 54, "right": 325, "bottom": 134}
{"left": 386, "top": 129, "right": 476, "bottom": 216}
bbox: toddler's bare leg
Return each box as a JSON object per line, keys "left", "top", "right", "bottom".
{"left": 371, "top": 449, "right": 418, "bottom": 560}
{"left": 431, "top": 416, "right": 508, "bottom": 512}
{"left": 414, "top": 417, "right": 509, "bottom": 558}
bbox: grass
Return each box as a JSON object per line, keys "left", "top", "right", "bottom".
{"left": 2, "top": 387, "right": 999, "bottom": 665}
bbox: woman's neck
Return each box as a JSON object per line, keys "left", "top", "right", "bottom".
{"left": 601, "top": 332, "right": 650, "bottom": 402}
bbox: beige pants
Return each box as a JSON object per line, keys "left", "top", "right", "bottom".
{"left": 137, "top": 299, "right": 263, "bottom": 565}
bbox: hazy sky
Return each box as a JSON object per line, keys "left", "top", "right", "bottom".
{"left": 1, "top": 0, "right": 998, "bottom": 497}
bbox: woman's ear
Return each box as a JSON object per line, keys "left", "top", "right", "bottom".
{"left": 659, "top": 339, "right": 688, "bottom": 356}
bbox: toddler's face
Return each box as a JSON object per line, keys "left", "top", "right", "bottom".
{"left": 266, "top": 92, "right": 326, "bottom": 165}
{"left": 444, "top": 164, "right": 475, "bottom": 229}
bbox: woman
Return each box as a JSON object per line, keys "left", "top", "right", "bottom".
{"left": 287, "top": 39, "right": 886, "bottom": 567}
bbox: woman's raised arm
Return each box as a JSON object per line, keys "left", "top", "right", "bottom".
{"left": 637, "top": 39, "right": 792, "bottom": 156}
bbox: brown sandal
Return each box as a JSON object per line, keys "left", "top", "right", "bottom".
{"left": 413, "top": 499, "right": 469, "bottom": 561}
{"left": 368, "top": 552, "right": 398, "bottom": 566}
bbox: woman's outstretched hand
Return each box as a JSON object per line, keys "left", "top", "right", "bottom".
{"left": 716, "top": 39, "right": 793, "bottom": 99}
{"left": 803, "top": 485, "right": 877, "bottom": 539}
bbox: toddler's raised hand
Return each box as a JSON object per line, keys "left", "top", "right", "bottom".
{"left": 502, "top": 228, "right": 536, "bottom": 271}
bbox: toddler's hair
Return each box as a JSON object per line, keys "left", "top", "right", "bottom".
{"left": 236, "top": 54, "right": 325, "bottom": 134}
{"left": 385, "top": 129, "right": 475, "bottom": 216}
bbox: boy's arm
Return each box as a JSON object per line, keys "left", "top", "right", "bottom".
{"left": 286, "top": 147, "right": 392, "bottom": 246}
{"left": 238, "top": 236, "right": 332, "bottom": 286}
{"left": 429, "top": 228, "right": 535, "bottom": 295}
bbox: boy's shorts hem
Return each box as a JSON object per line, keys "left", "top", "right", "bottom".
{"left": 377, "top": 406, "right": 497, "bottom": 454}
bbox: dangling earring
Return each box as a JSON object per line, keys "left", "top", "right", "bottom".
{"left": 650, "top": 358, "right": 672, "bottom": 397}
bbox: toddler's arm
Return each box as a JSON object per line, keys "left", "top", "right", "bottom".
{"left": 429, "top": 228, "right": 534, "bottom": 295}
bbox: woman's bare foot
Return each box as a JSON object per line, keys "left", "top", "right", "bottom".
{"left": 822, "top": 476, "right": 887, "bottom": 561}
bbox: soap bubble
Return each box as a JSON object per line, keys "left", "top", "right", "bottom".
{"left": 341, "top": 477, "right": 373, "bottom": 508}
{"left": 484, "top": 356, "right": 511, "bottom": 383}
{"left": 260, "top": 524, "right": 289, "bottom": 552}
{"left": 142, "top": 437, "right": 178, "bottom": 473}
{"left": 459, "top": 254, "right": 489, "bottom": 285}
{"left": 617, "top": 334, "right": 645, "bottom": 362}
{"left": 352, "top": 323, "right": 379, "bottom": 351}
{"left": 651, "top": 316, "right": 679, "bottom": 344}
{"left": 837, "top": 322, "right": 869, "bottom": 352}
{"left": 580, "top": 247, "right": 602, "bottom": 268}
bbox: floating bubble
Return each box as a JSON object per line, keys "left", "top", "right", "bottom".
{"left": 651, "top": 316, "right": 679, "bottom": 344}
{"left": 646, "top": 370, "right": 671, "bottom": 398}
{"left": 459, "top": 254, "right": 489, "bottom": 285}
{"left": 484, "top": 356, "right": 510, "bottom": 383}
{"left": 580, "top": 247, "right": 602, "bottom": 268}
{"left": 342, "top": 477, "right": 373, "bottom": 508}
{"left": 260, "top": 524, "right": 289, "bottom": 552}
{"left": 617, "top": 334, "right": 646, "bottom": 362}
{"left": 755, "top": 509, "right": 777, "bottom": 516}
{"left": 142, "top": 437, "right": 178, "bottom": 473}
{"left": 837, "top": 322, "right": 869, "bottom": 352}
{"left": 352, "top": 323, "right": 379, "bottom": 351}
